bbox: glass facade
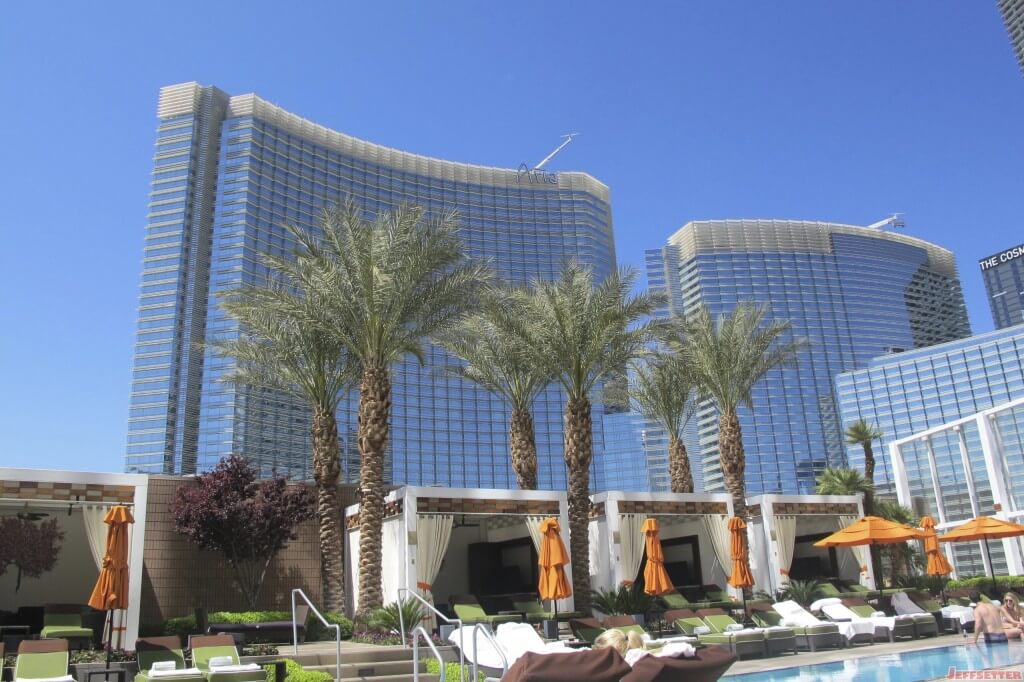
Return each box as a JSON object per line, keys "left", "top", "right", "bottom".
{"left": 979, "top": 243, "right": 1024, "bottom": 329}
{"left": 643, "top": 219, "right": 970, "bottom": 495}
{"left": 126, "top": 82, "right": 616, "bottom": 490}
{"left": 835, "top": 325, "right": 1024, "bottom": 497}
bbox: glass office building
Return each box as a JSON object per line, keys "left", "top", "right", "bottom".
{"left": 125, "top": 82, "right": 616, "bottom": 489}
{"left": 645, "top": 219, "right": 970, "bottom": 495}
{"left": 835, "top": 325, "right": 1024, "bottom": 496}
{"left": 980, "top": 243, "right": 1024, "bottom": 329}
{"left": 999, "top": 0, "right": 1024, "bottom": 76}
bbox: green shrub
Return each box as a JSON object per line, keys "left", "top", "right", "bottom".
{"left": 163, "top": 615, "right": 198, "bottom": 638}
{"left": 947, "top": 575, "right": 1024, "bottom": 593}
{"left": 590, "top": 584, "right": 655, "bottom": 615}
{"left": 260, "top": 658, "right": 331, "bottom": 682}
{"left": 306, "top": 611, "right": 354, "bottom": 641}
{"left": 368, "top": 598, "right": 425, "bottom": 634}
{"left": 779, "top": 579, "right": 823, "bottom": 607}
{"left": 425, "top": 658, "right": 486, "bottom": 682}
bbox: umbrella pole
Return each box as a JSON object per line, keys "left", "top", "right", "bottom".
{"left": 104, "top": 610, "right": 113, "bottom": 668}
{"left": 984, "top": 538, "right": 996, "bottom": 596}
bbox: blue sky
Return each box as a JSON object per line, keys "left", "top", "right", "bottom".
{"left": 1, "top": 2, "right": 1021, "bottom": 473}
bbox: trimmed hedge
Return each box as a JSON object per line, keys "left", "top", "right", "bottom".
{"left": 425, "top": 658, "right": 486, "bottom": 682}
{"left": 156, "top": 610, "right": 353, "bottom": 641}
{"left": 947, "top": 576, "right": 1024, "bottom": 591}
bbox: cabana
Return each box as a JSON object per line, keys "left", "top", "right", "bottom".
{"left": 344, "top": 486, "right": 572, "bottom": 619}
{"left": 747, "top": 494, "right": 873, "bottom": 596}
{"left": 588, "top": 492, "right": 738, "bottom": 600}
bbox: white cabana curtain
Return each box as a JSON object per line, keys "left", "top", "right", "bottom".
{"left": 348, "top": 530, "right": 361, "bottom": 614}
{"left": 703, "top": 515, "right": 731, "bottom": 581}
{"left": 774, "top": 515, "right": 798, "bottom": 581}
{"left": 838, "top": 515, "right": 871, "bottom": 583}
{"left": 82, "top": 505, "right": 108, "bottom": 570}
{"left": 416, "top": 514, "right": 453, "bottom": 629}
{"left": 618, "top": 513, "right": 645, "bottom": 585}
{"left": 525, "top": 515, "right": 546, "bottom": 553}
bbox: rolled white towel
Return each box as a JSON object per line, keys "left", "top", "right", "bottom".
{"left": 725, "top": 623, "right": 743, "bottom": 632}
{"left": 694, "top": 625, "right": 711, "bottom": 635}
{"left": 148, "top": 669, "right": 203, "bottom": 678}
{"left": 208, "top": 664, "right": 260, "bottom": 673}
{"left": 810, "top": 597, "right": 842, "bottom": 612}
{"left": 207, "top": 657, "right": 235, "bottom": 670}
{"left": 872, "top": 611, "right": 886, "bottom": 618}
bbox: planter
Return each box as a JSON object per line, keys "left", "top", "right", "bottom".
{"left": 70, "top": 662, "right": 136, "bottom": 682}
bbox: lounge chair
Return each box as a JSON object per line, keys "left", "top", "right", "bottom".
{"left": 890, "top": 593, "right": 940, "bottom": 637}
{"left": 14, "top": 639, "right": 74, "bottom": 682}
{"left": 569, "top": 618, "right": 607, "bottom": 644}
{"left": 700, "top": 585, "right": 735, "bottom": 609}
{"left": 602, "top": 615, "right": 646, "bottom": 637}
{"left": 188, "top": 635, "right": 264, "bottom": 682}
{"left": 696, "top": 608, "right": 796, "bottom": 657}
{"left": 755, "top": 602, "right": 842, "bottom": 652}
{"left": 670, "top": 609, "right": 765, "bottom": 659}
{"left": 815, "top": 598, "right": 911, "bottom": 643}
{"left": 39, "top": 604, "right": 94, "bottom": 649}
{"left": 511, "top": 600, "right": 552, "bottom": 624}
{"left": 777, "top": 599, "right": 876, "bottom": 646}
{"left": 450, "top": 595, "right": 520, "bottom": 628}
{"left": 503, "top": 647, "right": 631, "bottom": 682}
{"left": 134, "top": 637, "right": 204, "bottom": 682}
{"left": 621, "top": 645, "right": 737, "bottom": 682}
{"left": 660, "top": 588, "right": 700, "bottom": 611}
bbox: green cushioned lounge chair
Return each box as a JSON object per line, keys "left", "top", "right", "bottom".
{"left": 838, "top": 598, "right": 916, "bottom": 641}
{"left": 15, "top": 639, "right": 73, "bottom": 682}
{"left": 512, "top": 600, "right": 553, "bottom": 623}
{"left": 750, "top": 607, "right": 842, "bottom": 652}
{"left": 700, "top": 585, "right": 735, "bottom": 609}
{"left": 672, "top": 611, "right": 765, "bottom": 659}
{"left": 697, "top": 608, "right": 796, "bottom": 657}
{"left": 569, "top": 618, "right": 606, "bottom": 644}
{"left": 39, "top": 604, "right": 93, "bottom": 648}
{"left": 135, "top": 636, "right": 204, "bottom": 682}
{"left": 818, "top": 583, "right": 843, "bottom": 598}
{"left": 189, "top": 635, "right": 264, "bottom": 682}
{"left": 450, "top": 595, "right": 519, "bottom": 627}
{"left": 660, "top": 589, "right": 697, "bottom": 610}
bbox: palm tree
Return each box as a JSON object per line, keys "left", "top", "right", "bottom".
{"left": 875, "top": 500, "right": 923, "bottom": 581}
{"left": 438, "top": 288, "right": 551, "bottom": 489}
{"left": 845, "top": 419, "right": 883, "bottom": 515}
{"left": 679, "top": 303, "right": 806, "bottom": 523}
{"left": 518, "top": 262, "right": 664, "bottom": 612}
{"left": 315, "top": 200, "right": 490, "bottom": 616}
{"left": 815, "top": 467, "right": 874, "bottom": 498}
{"left": 212, "top": 226, "right": 357, "bottom": 614}
{"left": 630, "top": 354, "right": 698, "bottom": 493}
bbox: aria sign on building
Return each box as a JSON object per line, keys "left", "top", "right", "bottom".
{"left": 516, "top": 163, "right": 558, "bottom": 185}
{"left": 979, "top": 244, "right": 1024, "bottom": 271}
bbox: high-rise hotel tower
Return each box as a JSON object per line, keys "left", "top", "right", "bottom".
{"left": 645, "top": 219, "right": 970, "bottom": 494}
{"left": 126, "top": 83, "right": 616, "bottom": 488}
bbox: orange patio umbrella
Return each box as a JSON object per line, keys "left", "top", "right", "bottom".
{"left": 538, "top": 518, "right": 572, "bottom": 624}
{"left": 641, "top": 518, "right": 673, "bottom": 596}
{"left": 815, "top": 515, "right": 925, "bottom": 601}
{"left": 920, "top": 516, "right": 953, "bottom": 577}
{"left": 939, "top": 515, "right": 1024, "bottom": 592}
{"left": 88, "top": 505, "right": 134, "bottom": 658}
{"left": 727, "top": 516, "right": 754, "bottom": 622}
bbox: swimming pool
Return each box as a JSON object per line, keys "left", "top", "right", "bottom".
{"left": 725, "top": 643, "right": 1024, "bottom": 681}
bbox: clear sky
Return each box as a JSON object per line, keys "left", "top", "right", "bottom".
{"left": 1, "top": 2, "right": 1021, "bottom": 473}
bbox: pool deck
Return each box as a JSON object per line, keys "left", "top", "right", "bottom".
{"left": 725, "top": 632, "right": 1024, "bottom": 678}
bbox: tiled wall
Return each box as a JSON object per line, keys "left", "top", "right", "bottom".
{"left": 141, "top": 476, "right": 358, "bottom": 624}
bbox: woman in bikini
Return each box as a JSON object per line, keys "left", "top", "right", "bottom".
{"left": 1002, "top": 592, "right": 1023, "bottom": 639}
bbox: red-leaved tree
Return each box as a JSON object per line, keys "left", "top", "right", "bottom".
{"left": 0, "top": 516, "right": 65, "bottom": 591}
{"left": 171, "top": 454, "right": 314, "bottom": 608}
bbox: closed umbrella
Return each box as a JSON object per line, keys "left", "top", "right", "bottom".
{"left": 815, "top": 515, "right": 925, "bottom": 602}
{"left": 538, "top": 518, "right": 571, "bottom": 631}
{"left": 641, "top": 518, "right": 673, "bottom": 596}
{"left": 87, "top": 505, "right": 134, "bottom": 663}
{"left": 920, "top": 516, "right": 953, "bottom": 577}
{"left": 727, "top": 517, "right": 754, "bottom": 622}
{"left": 938, "top": 515, "right": 1024, "bottom": 594}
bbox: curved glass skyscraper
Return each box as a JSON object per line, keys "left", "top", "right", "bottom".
{"left": 125, "top": 82, "right": 616, "bottom": 489}
{"left": 645, "top": 219, "right": 970, "bottom": 494}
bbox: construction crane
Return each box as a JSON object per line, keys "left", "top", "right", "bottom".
{"left": 534, "top": 133, "right": 578, "bottom": 170}
{"left": 866, "top": 213, "right": 906, "bottom": 230}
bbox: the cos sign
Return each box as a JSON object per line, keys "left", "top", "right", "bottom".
{"left": 979, "top": 244, "right": 1024, "bottom": 271}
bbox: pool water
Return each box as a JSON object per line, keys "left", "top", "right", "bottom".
{"left": 726, "top": 642, "right": 1024, "bottom": 681}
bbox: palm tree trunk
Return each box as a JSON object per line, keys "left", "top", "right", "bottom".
{"left": 860, "top": 442, "right": 882, "bottom": 583}
{"left": 509, "top": 407, "right": 538, "bottom": 490}
{"left": 719, "top": 409, "right": 747, "bottom": 521}
{"left": 564, "top": 395, "right": 593, "bottom": 613}
{"left": 313, "top": 406, "right": 344, "bottom": 613}
{"left": 357, "top": 365, "right": 391, "bottom": 618}
{"left": 668, "top": 434, "right": 694, "bottom": 493}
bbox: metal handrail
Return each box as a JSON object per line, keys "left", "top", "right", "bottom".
{"left": 466, "top": 623, "right": 507, "bottom": 682}
{"left": 291, "top": 588, "right": 340, "bottom": 682}
{"left": 411, "top": 625, "right": 446, "bottom": 682}
{"left": 398, "top": 587, "right": 466, "bottom": 672}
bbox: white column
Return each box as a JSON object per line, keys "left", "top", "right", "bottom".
{"left": 978, "top": 414, "right": 1024, "bottom": 576}
{"left": 955, "top": 425, "right": 981, "bottom": 518}
{"left": 890, "top": 442, "right": 914, "bottom": 508}
{"left": 762, "top": 497, "right": 781, "bottom": 595}
{"left": 923, "top": 436, "right": 947, "bottom": 524}
{"left": 125, "top": 479, "right": 149, "bottom": 649}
